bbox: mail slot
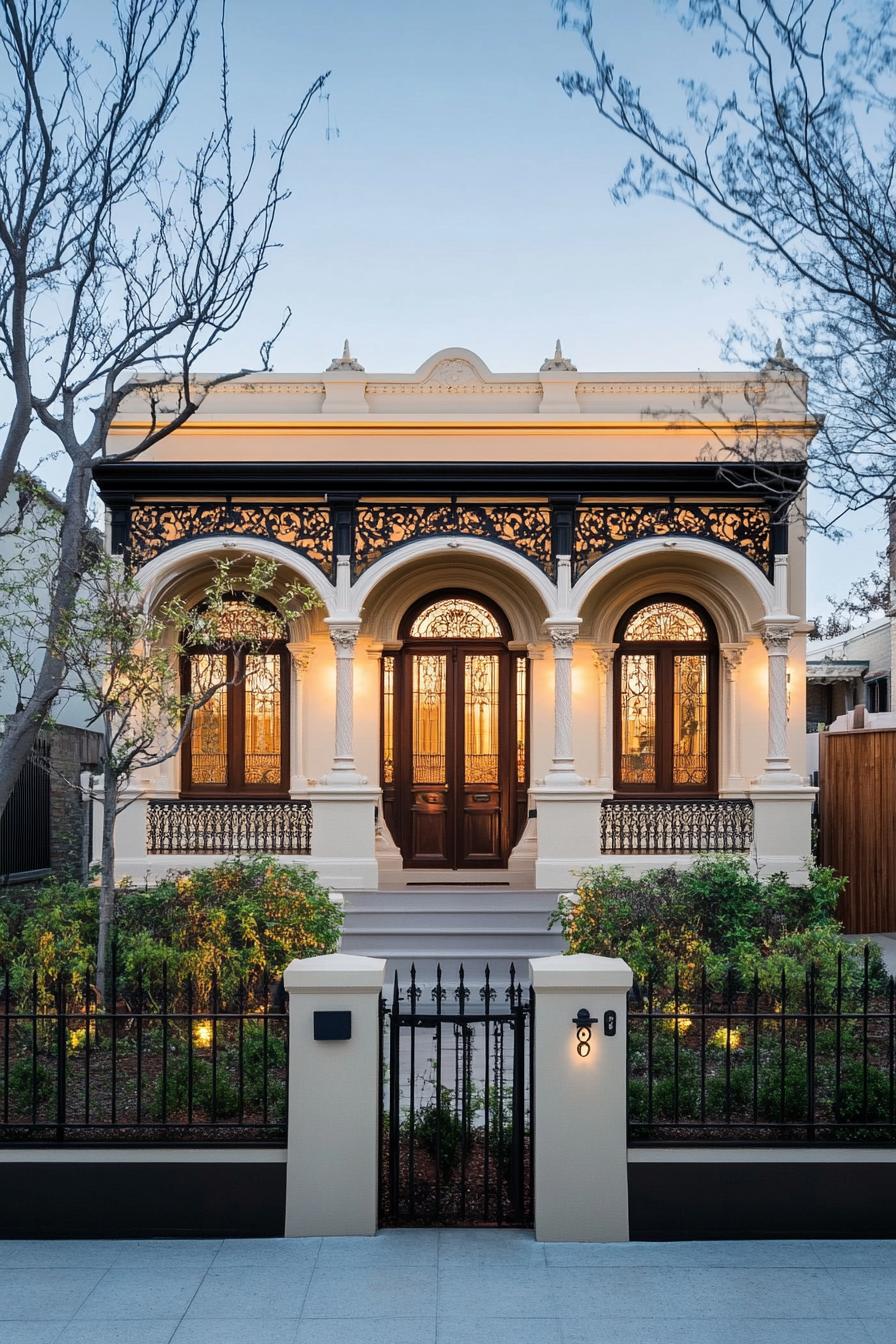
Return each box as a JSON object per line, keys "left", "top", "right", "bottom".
{"left": 313, "top": 1010, "right": 352, "bottom": 1041}
{"left": 472, "top": 793, "right": 491, "bottom": 802}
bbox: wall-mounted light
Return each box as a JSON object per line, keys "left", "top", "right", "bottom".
{"left": 574, "top": 1007, "right": 597, "bottom": 1056}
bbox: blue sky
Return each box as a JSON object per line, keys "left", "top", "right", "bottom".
{"left": 28, "top": 0, "right": 889, "bottom": 614}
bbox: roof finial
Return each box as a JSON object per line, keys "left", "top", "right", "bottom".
{"left": 763, "top": 336, "right": 800, "bottom": 373}
{"left": 540, "top": 338, "right": 577, "bottom": 372}
{"left": 326, "top": 339, "right": 365, "bottom": 372}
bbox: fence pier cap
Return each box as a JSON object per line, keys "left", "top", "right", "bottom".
{"left": 283, "top": 952, "right": 385, "bottom": 992}
{"left": 530, "top": 953, "right": 633, "bottom": 991}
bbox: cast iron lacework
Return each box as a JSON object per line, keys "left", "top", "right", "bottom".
{"left": 574, "top": 504, "right": 772, "bottom": 579}
{"left": 146, "top": 799, "right": 311, "bottom": 855}
{"left": 600, "top": 799, "right": 754, "bottom": 855}
{"left": 127, "top": 503, "right": 333, "bottom": 575}
{"left": 353, "top": 504, "right": 553, "bottom": 577}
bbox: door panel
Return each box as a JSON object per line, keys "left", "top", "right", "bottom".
{"left": 394, "top": 642, "right": 515, "bottom": 868}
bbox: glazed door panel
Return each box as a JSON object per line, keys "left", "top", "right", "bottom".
{"left": 394, "top": 644, "right": 513, "bottom": 868}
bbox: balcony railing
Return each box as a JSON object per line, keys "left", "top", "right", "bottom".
{"left": 600, "top": 799, "right": 754, "bottom": 855}
{"left": 146, "top": 799, "right": 312, "bottom": 856}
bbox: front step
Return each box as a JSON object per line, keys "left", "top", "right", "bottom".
{"left": 340, "top": 887, "right": 565, "bottom": 990}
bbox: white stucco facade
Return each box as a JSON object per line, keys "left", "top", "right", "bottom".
{"left": 94, "top": 345, "right": 818, "bottom": 889}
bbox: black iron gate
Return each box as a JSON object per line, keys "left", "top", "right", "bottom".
{"left": 380, "top": 963, "right": 534, "bottom": 1227}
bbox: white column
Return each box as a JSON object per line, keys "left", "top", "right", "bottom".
{"left": 284, "top": 952, "right": 385, "bottom": 1236}
{"left": 530, "top": 953, "right": 633, "bottom": 1241}
{"left": 757, "top": 620, "right": 799, "bottom": 780}
{"left": 544, "top": 617, "right": 583, "bottom": 785}
{"left": 322, "top": 618, "right": 364, "bottom": 785}
{"left": 719, "top": 643, "right": 748, "bottom": 793}
{"left": 286, "top": 642, "right": 314, "bottom": 794}
{"left": 592, "top": 643, "right": 617, "bottom": 792}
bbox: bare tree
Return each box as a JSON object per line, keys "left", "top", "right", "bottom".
{"left": 553, "top": 0, "right": 896, "bottom": 530}
{"left": 0, "top": 0, "right": 327, "bottom": 815}
{"left": 59, "top": 552, "right": 317, "bottom": 997}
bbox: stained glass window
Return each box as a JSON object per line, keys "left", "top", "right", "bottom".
{"left": 616, "top": 597, "right": 714, "bottom": 794}
{"left": 412, "top": 654, "right": 447, "bottom": 783}
{"left": 382, "top": 655, "right": 395, "bottom": 785}
{"left": 244, "top": 654, "right": 282, "bottom": 785}
{"left": 207, "top": 599, "right": 285, "bottom": 643}
{"left": 465, "top": 653, "right": 500, "bottom": 784}
{"left": 624, "top": 602, "right": 707, "bottom": 642}
{"left": 515, "top": 654, "right": 528, "bottom": 785}
{"left": 410, "top": 598, "right": 502, "bottom": 639}
{"left": 619, "top": 654, "right": 656, "bottom": 785}
{"left": 189, "top": 654, "right": 229, "bottom": 785}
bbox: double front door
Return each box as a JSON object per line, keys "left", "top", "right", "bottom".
{"left": 382, "top": 638, "right": 527, "bottom": 869}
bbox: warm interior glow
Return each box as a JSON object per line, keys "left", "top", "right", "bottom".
{"left": 190, "top": 653, "right": 228, "bottom": 785}
{"left": 465, "top": 653, "right": 499, "bottom": 784}
{"left": 620, "top": 653, "right": 656, "bottom": 785}
{"left": 244, "top": 654, "right": 281, "bottom": 785}
{"left": 412, "top": 653, "right": 446, "bottom": 783}
{"left": 410, "top": 597, "right": 501, "bottom": 639}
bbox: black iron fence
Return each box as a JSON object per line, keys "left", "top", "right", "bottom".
{"left": 602, "top": 799, "right": 754, "bottom": 855}
{"left": 628, "top": 949, "right": 896, "bottom": 1143}
{"left": 380, "top": 963, "right": 534, "bottom": 1227}
{"left": 0, "top": 958, "right": 288, "bottom": 1143}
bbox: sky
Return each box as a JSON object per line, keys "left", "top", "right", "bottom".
{"left": 22, "top": 0, "right": 889, "bottom": 616}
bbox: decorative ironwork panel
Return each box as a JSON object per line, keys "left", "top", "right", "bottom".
{"left": 600, "top": 799, "right": 753, "bottom": 855}
{"left": 574, "top": 504, "right": 772, "bottom": 578}
{"left": 127, "top": 503, "right": 333, "bottom": 575}
{"left": 353, "top": 504, "right": 553, "bottom": 576}
{"left": 146, "top": 799, "right": 312, "bottom": 855}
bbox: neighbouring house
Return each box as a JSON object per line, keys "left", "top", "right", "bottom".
{"left": 806, "top": 617, "right": 893, "bottom": 735}
{"left": 91, "top": 342, "right": 818, "bottom": 891}
{"left": 0, "top": 477, "right": 102, "bottom": 885}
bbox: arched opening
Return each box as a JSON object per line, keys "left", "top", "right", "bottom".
{"left": 383, "top": 591, "right": 528, "bottom": 869}
{"left": 181, "top": 595, "right": 290, "bottom": 797}
{"left": 613, "top": 595, "right": 719, "bottom": 796}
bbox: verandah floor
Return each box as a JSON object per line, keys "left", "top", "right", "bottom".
{"left": 0, "top": 1229, "right": 894, "bottom": 1343}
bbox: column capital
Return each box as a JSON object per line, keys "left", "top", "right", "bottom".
{"left": 544, "top": 617, "right": 581, "bottom": 657}
{"left": 719, "top": 641, "right": 749, "bottom": 678}
{"left": 590, "top": 642, "right": 618, "bottom": 672}
{"left": 286, "top": 641, "right": 315, "bottom": 676}
{"left": 757, "top": 617, "right": 798, "bottom": 654}
{"left": 325, "top": 618, "right": 362, "bottom": 655}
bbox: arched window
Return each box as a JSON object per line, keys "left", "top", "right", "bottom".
{"left": 614, "top": 598, "right": 717, "bottom": 795}
{"left": 181, "top": 597, "right": 289, "bottom": 796}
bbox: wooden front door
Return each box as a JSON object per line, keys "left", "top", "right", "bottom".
{"left": 381, "top": 594, "right": 526, "bottom": 870}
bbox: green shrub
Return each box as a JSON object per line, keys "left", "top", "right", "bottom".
{"left": 153, "top": 1054, "right": 239, "bottom": 1121}
{"left": 407, "top": 1085, "right": 464, "bottom": 1177}
{"left": 554, "top": 855, "right": 859, "bottom": 990}
{"left": 8, "top": 1058, "right": 54, "bottom": 1112}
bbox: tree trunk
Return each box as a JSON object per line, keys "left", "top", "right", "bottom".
{"left": 95, "top": 762, "right": 119, "bottom": 1003}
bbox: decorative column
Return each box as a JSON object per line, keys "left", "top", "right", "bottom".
{"left": 322, "top": 618, "right": 364, "bottom": 785}
{"left": 592, "top": 644, "right": 617, "bottom": 792}
{"left": 758, "top": 620, "right": 799, "bottom": 781}
{"left": 286, "top": 642, "right": 314, "bottom": 794}
{"left": 719, "top": 643, "right": 748, "bottom": 793}
{"left": 544, "top": 618, "right": 583, "bottom": 785}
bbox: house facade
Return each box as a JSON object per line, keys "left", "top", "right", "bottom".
{"left": 93, "top": 344, "right": 817, "bottom": 890}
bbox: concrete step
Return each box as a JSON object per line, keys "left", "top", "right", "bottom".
{"left": 343, "top": 912, "right": 557, "bottom": 934}
{"left": 343, "top": 889, "right": 561, "bottom": 913}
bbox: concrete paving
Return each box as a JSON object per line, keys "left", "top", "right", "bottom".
{"left": 0, "top": 1230, "right": 895, "bottom": 1342}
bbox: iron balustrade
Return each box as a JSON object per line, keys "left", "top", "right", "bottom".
{"left": 380, "top": 963, "right": 534, "bottom": 1227}
{"left": 146, "top": 799, "right": 312, "bottom": 856}
{"left": 628, "top": 948, "right": 896, "bottom": 1143}
{"left": 0, "top": 958, "right": 288, "bottom": 1144}
{"left": 601, "top": 798, "right": 754, "bottom": 855}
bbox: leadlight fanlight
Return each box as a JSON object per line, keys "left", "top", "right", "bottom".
{"left": 614, "top": 596, "right": 717, "bottom": 796}
{"left": 409, "top": 597, "right": 502, "bottom": 640}
{"left": 182, "top": 595, "right": 289, "bottom": 796}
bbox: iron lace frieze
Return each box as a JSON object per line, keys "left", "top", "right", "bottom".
{"left": 574, "top": 504, "right": 772, "bottom": 579}
{"left": 127, "top": 504, "right": 334, "bottom": 575}
{"left": 353, "top": 503, "right": 553, "bottom": 576}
